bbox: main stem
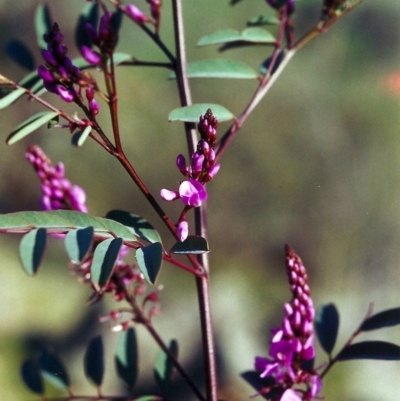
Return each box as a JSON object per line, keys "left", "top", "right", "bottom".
{"left": 171, "top": 1, "right": 218, "bottom": 400}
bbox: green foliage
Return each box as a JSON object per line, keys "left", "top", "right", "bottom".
{"left": 337, "top": 341, "right": 400, "bottom": 361}
{"left": 105, "top": 210, "right": 161, "bottom": 244}
{"left": 84, "top": 336, "right": 104, "bottom": 388}
{"left": 197, "top": 28, "right": 275, "bottom": 47}
{"left": 38, "top": 349, "right": 70, "bottom": 391}
{"left": 360, "top": 307, "right": 400, "bottom": 332}
{"left": 71, "top": 126, "right": 92, "bottom": 147}
{"left": 169, "top": 104, "right": 234, "bottom": 123}
{"left": 64, "top": 227, "right": 94, "bottom": 263}
{"left": 0, "top": 211, "right": 137, "bottom": 242}
{"left": 136, "top": 242, "right": 163, "bottom": 284}
{"left": 115, "top": 328, "right": 138, "bottom": 390}
{"left": 19, "top": 228, "right": 47, "bottom": 276}
{"left": 169, "top": 59, "right": 258, "bottom": 79}
{"left": 6, "top": 111, "right": 60, "bottom": 145}
{"left": 20, "top": 359, "right": 44, "bottom": 395}
{"left": 315, "top": 303, "right": 339, "bottom": 355}
{"left": 154, "top": 339, "right": 178, "bottom": 393}
{"left": 170, "top": 236, "right": 209, "bottom": 254}
{"left": 91, "top": 237, "right": 123, "bottom": 292}
{"left": 34, "top": 5, "right": 52, "bottom": 51}
{"left": 0, "top": 87, "right": 25, "bottom": 110}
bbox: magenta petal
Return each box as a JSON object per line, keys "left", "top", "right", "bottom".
{"left": 160, "top": 189, "right": 179, "bottom": 201}
{"left": 56, "top": 86, "right": 74, "bottom": 102}
{"left": 81, "top": 45, "right": 101, "bottom": 65}
{"left": 280, "top": 389, "right": 302, "bottom": 401}
{"left": 179, "top": 180, "right": 207, "bottom": 207}
{"left": 177, "top": 220, "right": 189, "bottom": 242}
{"left": 126, "top": 4, "right": 148, "bottom": 23}
{"left": 38, "top": 65, "right": 54, "bottom": 82}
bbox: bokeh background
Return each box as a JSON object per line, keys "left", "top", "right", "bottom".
{"left": 1, "top": 0, "right": 400, "bottom": 400}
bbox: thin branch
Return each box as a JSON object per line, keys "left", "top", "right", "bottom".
{"left": 172, "top": 1, "right": 218, "bottom": 401}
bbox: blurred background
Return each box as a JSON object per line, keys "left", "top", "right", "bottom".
{"left": 1, "top": 0, "right": 400, "bottom": 400}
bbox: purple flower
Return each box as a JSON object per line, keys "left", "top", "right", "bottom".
{"left": 179, "top": 180, "right": 207, "bottom": 207}
{"left": 160, "top": 189, "right": 179, "bottom": 201}
{"left": 81, "top": 45, "right": 102, "bottom": 66}
{"left": 126, "top": 4, "right": 150, "bottom": 23}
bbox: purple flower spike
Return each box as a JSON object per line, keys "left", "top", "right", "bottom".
{"left": 26, "top": 145, "right": 88, "bottom": 213}
{"left": 253, "top": 246, "right": 321, "bottom": 400}
{"left": 126, "top": 4, "right": 149, "bottom": 23}
{"left": 81, "top": 45, "right": 102, "bottom": 65}
{"left": 179, "top": 180, "right": 207, "bottom": 207}
{"left": 177, "top": 220, "right": 189, "bottom": 242}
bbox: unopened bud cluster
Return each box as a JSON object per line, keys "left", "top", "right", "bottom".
{"left": 38, "top": 23, "right": 98, "bottom": 114}
{"left": 81, "top": 10, "right": 119, "bottom": 66}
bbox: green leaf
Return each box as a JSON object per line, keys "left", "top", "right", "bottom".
{"left": 21, "top": 358, "right": 44, "bottom": 395}
{"left": 6, "top": 111, "right": 60, "bottom": 145}
{"left": 169, "top": 104, "right": 234, "bottom": 123}
{"left": 337, "top": 341, "right": 400, "bottom": 361}
{"left": 315, "top": 303, "right": 339, "bottom": 355}
{"left": 170, "top": 236, "right": 209, "bottom": 254}
{"left": 105, "top": 210, "right": 161, "bottom": 244}
{"left": 19, "top": 228, "right": 47, "bottom": 276}
{"left": 115, "top": 328, "right": 138, "bottom": 389}
{"left": 154, "top": 339, "right": 178, "bottom": 391}
{"left": 35, "top": 5, "right": 52, "bottom": 51}
{"left": 0, "top": 210, "right": 137, "bottom": 242}
{"left": 91, "top": 237, "right": 123, "bottom": 292}
{"left": 359, "top": 307, "right": 400, "bottom": 332}
{"left": 134, "top": 397, "right": 161, "bottom": 401}
{"left": 109, "top": 52, "right": 135, "bottom": 67}
{"left": 84, "top": 336, "right": 104, "bottom": 388}
{"left": 136, "top": 242, "right": 163, "bottom": 284}
{"left": 18, "top": 71, "right": 41, "bottom": 90}
{"left": 0, "top": 87, "right": 26, "bottom": 110}
{"left": 6, "top": 41, "right": 35, "bottom": 71}
{"left": 247, "top": 15, "right": 280, "bottom": 26}
{"left": 75, "top": 1, "right": 99, "bottom": 49}
{"left": 39, "top": 349, "right": 70, "bottom": 391}
{"left": 72, "top": 125, "right": 92, "bottom": 147}
{"left": 197, "top": 28, "right": 275, "bottom": 47}
{"left": 64, "top": 227, "right": 94, "bottom": 263}
{"left": 169, "top": 59, "right": 257, "bottom": 79}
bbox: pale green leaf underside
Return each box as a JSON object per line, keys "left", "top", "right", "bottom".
{"left": 169, "top": 104, "right": 234, "bottom": 123}
{"left": 169, "top": 59, "right": 257, "bottom": 79}
{"left": 0, "top": 87, "right": 26, "bottom": 110}
{"left": 0, "top": 211, "right": 137, "bottom": 242}
{"left": 6, "top": 111, "right": 60, "bottom": 145}
{"left": 197, "top": 28, "right": 275, "bottom": 47}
